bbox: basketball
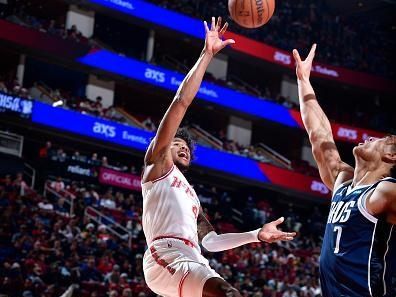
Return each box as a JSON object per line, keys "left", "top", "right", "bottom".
{"left": 228, "top": 0, "right": 275, "bottom": 28}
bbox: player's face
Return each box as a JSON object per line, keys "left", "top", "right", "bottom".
{"left": 170, "top": 138, "right": 191, "bottom": 171}
{"left": 354, "top": 135, "right": 396, "bottom": 162}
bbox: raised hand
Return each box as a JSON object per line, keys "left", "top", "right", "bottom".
{"left": 258, "top": 217, "right": 296, "bottom": 243}
{"left": 204, "top": 17, "right": 235, "bottom": 56}
{"left": 293, "top": 44, "right": 316, "bottom": 81}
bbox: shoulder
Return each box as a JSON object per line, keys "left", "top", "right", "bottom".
{"left": 367, "top": 180, "right": 396, "bottom": 216}
{"left": 374, "top": 180, "right": 396, "bottom": 201}
{"left": 332, "top": 166, "right": 354, "bottom": 193}
{"left": 143, "top": 139, "right": 174, "bottom": 183}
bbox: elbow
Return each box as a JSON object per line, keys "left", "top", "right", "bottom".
{"left": 173, "top": 94, "right": 191, "bottom": 109}
{"left": 308, "top": 131, "right": 323, "bottom": 144}
{"left": 201, "top": 232, "right": 220, "bottom": 252}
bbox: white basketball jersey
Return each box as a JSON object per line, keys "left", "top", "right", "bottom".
{"left": 142, "top": 165, "right": 201, "bottom": 249}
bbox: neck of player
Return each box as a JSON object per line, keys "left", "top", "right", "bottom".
{"left": 352, "top": 156, "right": 391, "bottom": 188}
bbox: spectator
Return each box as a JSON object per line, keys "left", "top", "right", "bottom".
{"left": 50, "top": 176, "right": 65, "bottom": 193}
{"left": 72, "top": 151, "right": 87, "bottom": 162}
{"left": 66, "top": 24, "right": 82, "bottom": 42}
{"left": 13, "top": 172, "right": 29, "bottom": 195}
{"left": 105, "top": 263, "right": 121, "bottom": 284}
{"left": 78, "top": 98, "right": 94, "bottom": 113}
{"left": 92, "top": 96, "right": 104, "bottom": 115}
{"left": 97, "top": 255, "right": 115, "bottom": 275}
{"left": 100, "top": 191, "right": 116, "bottom": 210}
{"left": 121, "top": 288, "right": 133, "bottom": 297}
{"left": 39, "top": 141, "right": 52, "bottom": 158}
{"left": 80, "top": 257, "right": 102, "bottom": 283}
{"left": 2, "top": 174, "right": 14, "bottom": 193}
{"left": 89, "top": 153, "right": 101, "bottom": 166}
{"left": 97, "top": 225, "right": 112, "bottom": 241}
{"left": 104, "top": 106, "right": 124, "bottom": 122}
{"left": 282, "top": 287, "right": 298, "bottom": 297}
{"left": 102, "top": 156, "right": 109, "bottom": 168}
{"left": 53, "top": 149, "right": 67, "bottom": 162}
{"left": 38, "top": 197, "right": 54, "bottom": 212}
{"left": 55, "top": 198, "right": 69, "bottom": 216}
{"left": 142, "top": 117, "right": 156, "bottom": 131}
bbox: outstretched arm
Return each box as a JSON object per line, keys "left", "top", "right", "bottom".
{"left": 144, "top": 17, "right": 235, "bottom": 173}
{"left": 293, "top": 45, "right": 353, "bottom": 190}
{"left": 198, "top": 209, "right": 295, "bottom": 252}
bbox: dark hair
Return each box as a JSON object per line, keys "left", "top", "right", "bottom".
{"left": 390, "top": 165, "right": 396, "bottom": 179}
{"left": 390, "top": 142, "right": 396, "bottom": 178}
{"left": 175, "top": 128, "right": 195, "bottom": 161}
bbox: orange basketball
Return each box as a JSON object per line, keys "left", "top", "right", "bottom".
{"left": 228, "top": 0, "right": 275, "bottom": 29}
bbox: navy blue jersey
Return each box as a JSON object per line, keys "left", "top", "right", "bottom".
{"left": 320, "top": 177, "right": 396, "bottom": 297}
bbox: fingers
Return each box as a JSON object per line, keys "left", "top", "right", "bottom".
{"left": 307, "top": 43, "right": 317, "bottom": 61}
{"left": 211, "top": 16, "right": 216, "bottom": 31}
{"left": 293, "top": 44, "right": 316, "bottom": 63}
{"left": 221, "top": 38, "right": 236, "bottom": 48}
{"left": 216, "top": 16, "right": 222, "bottom": 31}
{"left": 219, "top": 22, "right": 229, "bottom": 36}
{"left": 269, "top": 231, "right": 296, "bottom": 242}
{"left": 272, "top": 217, "right": 285, "bottom": 226}
{"left": 204, "top": 21, "right": 210, "bottom": 33}
{"left": 292, "top": 49, "right": 302, "bottom": 63}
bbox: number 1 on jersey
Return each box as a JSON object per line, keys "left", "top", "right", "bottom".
{"left": 333, "top": 226, "right": 342, "bottom": 254}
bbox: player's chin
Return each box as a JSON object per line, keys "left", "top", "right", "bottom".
{"left": 174, "top": 158, "right": 190, "bottom": 172}
{"left": 352, "top": 145, "right": 361, "bottom": 155}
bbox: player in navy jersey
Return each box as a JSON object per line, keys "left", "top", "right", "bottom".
{"left": 293, "top": 44, "right": 396, "bottom": 297}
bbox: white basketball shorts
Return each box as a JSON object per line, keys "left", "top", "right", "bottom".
{"left": 143, "top": 237, "right": 222, "bottom": 297}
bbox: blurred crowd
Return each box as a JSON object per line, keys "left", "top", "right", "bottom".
{"left": 0, "top": 78, "right": 32, "bottom": 99}
{"left": 0, "top": 174, "right": 148, "bottom": 297}
{"left": 2, "top": 3, "right": 89, "bottom": 45}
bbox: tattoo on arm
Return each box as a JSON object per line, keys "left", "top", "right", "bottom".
{"left": 197, "top": 210, "right": 215, "bottom": 242}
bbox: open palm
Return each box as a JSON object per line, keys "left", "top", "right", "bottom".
{"left": 258, "top": 217, "right": 296, "bottom": 243}
{"left": 293, "top": 44, "right": 316, "bottom": 81}
{"left": 204, "top": 17, "right": 235, "bottom": 56}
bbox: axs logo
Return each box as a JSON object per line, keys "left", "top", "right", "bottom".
{"left": 93, "top": 122, "right": 116, "bottom": 138}
{"left": 145, "top": 68, "right": 166, "bottom": 83}
{"left": 311, "top": 180, "right": 329, "bottom": 194}
{"left": 337, "top": 127, "right": 357, "bottom": 140}
{"left": 273, "top": 51, "right": 291, "bottom": 65}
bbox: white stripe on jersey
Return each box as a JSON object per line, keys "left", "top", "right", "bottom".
{"left": 382, "top": 225, "right": 394, "bottom": 296}
{"left": 367, "top": 221, "right": 377, "bottom": 297}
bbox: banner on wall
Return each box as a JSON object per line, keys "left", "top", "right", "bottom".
{"left": 99, "top": 167, "right": 141, "bottom": 190}
{"left": 0, "top": 91, "right": 33, "bottom": 118}
{"left": 45, "top": 158, "right": 99, "bottom": 182}
{"left": 78, "top": 50, "right": 298, "bottom": 128}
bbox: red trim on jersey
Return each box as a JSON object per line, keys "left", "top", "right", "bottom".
{"left": 150, "top": 246, "right": 176, "bottom": 275}
{"left": 152, "top": 165, "right": 175, "bottom": 183}
{"left": 153, "top": 236, "right": 196, "bottom": 248}
{"left": 178, "top": 270, "right": 191, "bottom": 297}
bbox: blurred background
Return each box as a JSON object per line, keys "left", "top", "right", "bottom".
{"left": 0, "top": 0, "right": 395, "bottom": 296}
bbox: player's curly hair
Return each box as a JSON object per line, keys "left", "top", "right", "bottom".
{"left": 175, "top": 128, "right": 195, "bottom": 161}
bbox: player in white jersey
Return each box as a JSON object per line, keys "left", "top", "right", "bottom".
{"left": 141, "top": 17, "right": 296, "bottom": 297}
